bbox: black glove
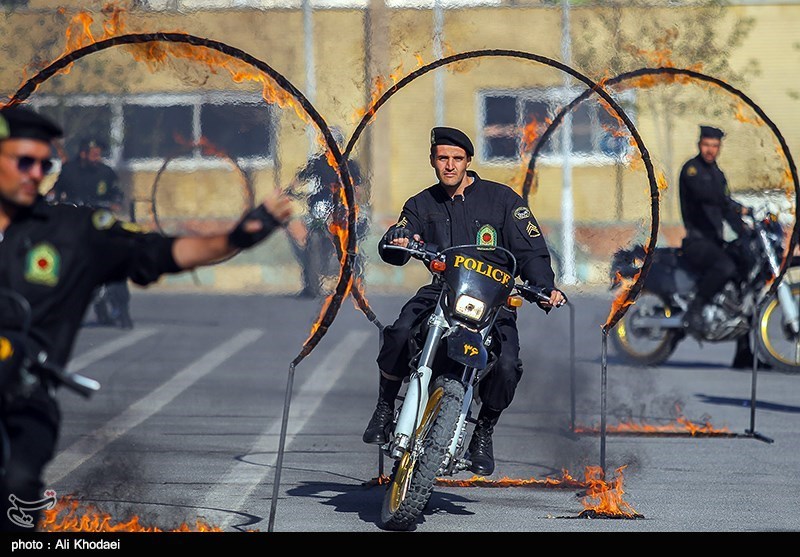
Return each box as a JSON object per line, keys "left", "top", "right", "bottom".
{"left": 384, "top": 226, "right": 412, "bottom": 244}
{"left": 228, "top": 205, "right": 282, "bottom": 249}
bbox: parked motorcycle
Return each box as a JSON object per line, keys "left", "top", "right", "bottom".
{"left": 377, "top": 240, "right": 563, "bottom": 531}
{"left": 608, "top": 210, "right": 800, "bottom": 373}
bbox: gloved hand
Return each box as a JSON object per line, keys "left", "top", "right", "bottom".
{"left": 384, "top": 226, "right": 412, "bottom": 244}
{"left": 228, "top": 204, "right": 283, "bottom": 249}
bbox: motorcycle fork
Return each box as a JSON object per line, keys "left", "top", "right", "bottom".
{"left": 445, "top": 369, "right": 475, "bottom": 468}
{"left": 758, "top": 228, "right": 800, "bottom": 334}
{"left": 390, "top": 307, "right": 448, "bottom": 459}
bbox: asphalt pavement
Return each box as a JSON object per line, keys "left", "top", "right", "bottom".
{"left": 35, "top": 289, "right": 800, "bottom": 535}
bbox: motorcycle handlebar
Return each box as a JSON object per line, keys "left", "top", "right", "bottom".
{"left": 516, "top": 282, "right": 567, "bottom": 308}
{"left": 380, "top": 241, "right": 437, "bottom": 261}
{"left": 35, "top": 357, "right": 100, "bottom": 399}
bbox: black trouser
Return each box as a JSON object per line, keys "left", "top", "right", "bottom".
{"left": 1, "top": 388, "right": 60, "bottom": 532}
{"left": 303, "top": 227, "right": 337, "bottom": 296}
{"left": 377, "top": 284, "right": 524, "bottom": 411}
{"left": 682, "top": 237, "right": 740, "bottom": 304}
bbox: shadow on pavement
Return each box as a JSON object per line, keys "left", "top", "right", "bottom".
{"left": 285, "top": 480, "right": 476, "bottom": 530}
{"left": 694, "top": 394, "right": 800, "bottom": 413}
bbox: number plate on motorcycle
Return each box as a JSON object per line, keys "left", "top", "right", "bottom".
{"left": 446, "top": 326, "right": 488, "bottom": 369}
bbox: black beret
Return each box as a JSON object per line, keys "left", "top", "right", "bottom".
{"left": 431, "top": 126, "right": 474, "bottom": 157}
{"left": 0, "top": 105, "right": 63, "bottom": 142}
{"left": 79, "top": 137, "right": 106, "bottom": 151}
{"left": 699, "top": 125, "right": 724, "bottom": 140}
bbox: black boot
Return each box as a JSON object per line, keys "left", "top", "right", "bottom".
{"left": 362, "top": 374, "right": 402, "bottom": 444}
{"left": 683, "top": 296, "right": 706, "bottom": 334}
{"left": 731, "top": 336, "right": 772, "bottom": 370}
{"left": 467, "top": 406, "right": 501, "bottom": 476}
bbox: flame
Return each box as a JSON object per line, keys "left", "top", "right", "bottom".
{"left": 353, "top": 56, "right": 423, "bottom": 123}
{"left": 733, "top": 100, "right": 764, "bottom": 126}
{"left": 580, "top": 465, "right": 640, "bottom": 518}
{"left": 40, "top": 496, "right": 222, "bottom": 532}
{"left": 126, "top": 42, "right": 309, "bottom": 125}
{"left": 304, "top": 180, "right": 355, "bottom": 341}
{"left": 519, "top": 116, "right": 541, "bottom": 156}
{"left": 605, "top": 262, "right": 642, "bottom": 329}
{"left": 436, "top": 467, "right": 640, "bottom": 518}
{"left": 436, "top": 469, "right": 583, "bottom": 489}
{"left": 575, "top": 404, "right": 731, "bottom": 436}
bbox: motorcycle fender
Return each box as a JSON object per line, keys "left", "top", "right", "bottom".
{"left": 446, "top": 327, "right": 488, "bottom": 370}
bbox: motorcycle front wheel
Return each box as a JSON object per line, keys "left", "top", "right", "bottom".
{"left": 755, "top": 279, "right": 800, "bottom": 374}
{"left": 380, "top": 375, "right": 465, "bottom": 531}
{"left": 610, "top": 290, "right": 682, "bottom": 366}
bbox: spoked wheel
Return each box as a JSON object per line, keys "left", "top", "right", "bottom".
{"left": 755, "top": 280, "right": 800, "bottom": 374}
{"left": 610, "top": 290, "right": 682, "bottom": 366}
{"left": 380, "top": 375, "right": 465, "bottom": 531}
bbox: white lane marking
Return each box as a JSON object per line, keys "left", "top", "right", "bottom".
{"left": 66, "top": 327, "right": 160, "bottom": 373}
{"left": 203, "top": 330, "right": 371, "bottom": 529}
{"left": 47, "top": 329, "right": 264, "bottom": 485}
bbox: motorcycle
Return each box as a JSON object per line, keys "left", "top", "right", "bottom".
{"left": 377, "top": 240, "right": 563, "bottom": 531}
{"left": 608, "top": 210, "right": 800, "bottom": 373}
{"left": 1, "top": 288, "right": 100, "bottom": 470}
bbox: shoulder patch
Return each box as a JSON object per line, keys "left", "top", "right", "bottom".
{"left": 686, "top": 165, "right": 697, "bottom": 177}
{"left": 25, "top": 242, "right": 60, "bottom": 287}
{"left": 513, "top": 206, "right": 532, "bottom": 220}
{"left": 526, "top": 222, "right": 541, "bottom": 238}
{"left": 92, "top": 209, "right": 116, "bottom": 230}
{"left": 97, "top": 181, "right": 108, "bottom": 196}
{"left": 396, "top": 216, "right": 408, "bottom": 229}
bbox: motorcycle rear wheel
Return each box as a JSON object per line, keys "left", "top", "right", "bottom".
{"left": 610, "top": 290, "right": 682, "bottom": 366}
{"left": 380, "top": 375, "right": 465, "bottom": 531}
{"left": 755, "top": 280, "right": 800, "bottom": 374}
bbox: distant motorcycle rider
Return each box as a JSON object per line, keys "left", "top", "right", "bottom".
{"left": 679, "top": 125, "right": 758, "bottom": 368}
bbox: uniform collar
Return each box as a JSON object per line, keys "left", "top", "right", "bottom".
{"left": 464, "top": 171, "right": 480, "bottom": 195}
{"left": 11, "top": 194, "right": 50, "bottom": 221}
{"left": 695, "top": 153, "right": 716, "bottom": 168}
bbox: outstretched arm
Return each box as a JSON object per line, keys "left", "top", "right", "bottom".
{"left": 172, "top": 190, "right": 293, "bottom": 270}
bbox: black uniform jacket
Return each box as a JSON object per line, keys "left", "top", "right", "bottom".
{"left": 378, "top": 171, "right": 555, "bottom": 290}
{"left": 51, "top": 160, "right": 122, "bottom": 208}
{"left": 678, "top": 154, "right": 747, "bottom": 244}
{"left": 0, "top": 196, "right": 180, "bottom": 368}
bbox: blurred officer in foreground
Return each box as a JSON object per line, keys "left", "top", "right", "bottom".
{"left": 0, "top": 105, "right": 292, "bottom": 531}
{"left": 49, "top": 137, "right": 132, "bottom": 328}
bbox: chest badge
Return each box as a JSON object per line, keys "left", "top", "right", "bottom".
{"left": 25, "top": 242, "right": 61, "bottom": 287}
{"left": 477, "top": 224, "right": 497, "bottom": 250}
{"left": 97, "top": 181, "right": 108, "bottom": 195}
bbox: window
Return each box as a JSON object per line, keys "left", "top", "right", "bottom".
{"left": 38, "top": 104, "right": 113, "bottom": 160}
{"left": 478, "top": 87, "right": 636, "bottom": 165}
{"left": 123, "top": 104, "right": 193, "bottom": 160}
{"left": 32, "top": 93, "right": 275, "bottom": 171}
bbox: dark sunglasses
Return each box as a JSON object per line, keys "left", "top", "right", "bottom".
{"left": 2, "top": 154, "right": 55, "bottom": 175}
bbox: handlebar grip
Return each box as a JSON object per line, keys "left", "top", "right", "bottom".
{"left": 38, "top": 360, "right": 100, "bottom": 398}
{"left": 61, "top": 372, "right": 101, "bottom": 398}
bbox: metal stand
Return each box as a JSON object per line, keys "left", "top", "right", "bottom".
{"left": 745, "top": 305, "right": 774, "bottom": 444}
{"left": 600, "top": 330, "right": 608, "bottom": 475}
{"left": 568, "top": 301, "right": 576, "bottom": 432}
{"left": 268, "top": 363, "right": 296, "bottom": 532}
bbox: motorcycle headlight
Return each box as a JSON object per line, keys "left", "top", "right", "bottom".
{"left": 454, "top": 295, "right": 486, "bottom": 322}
